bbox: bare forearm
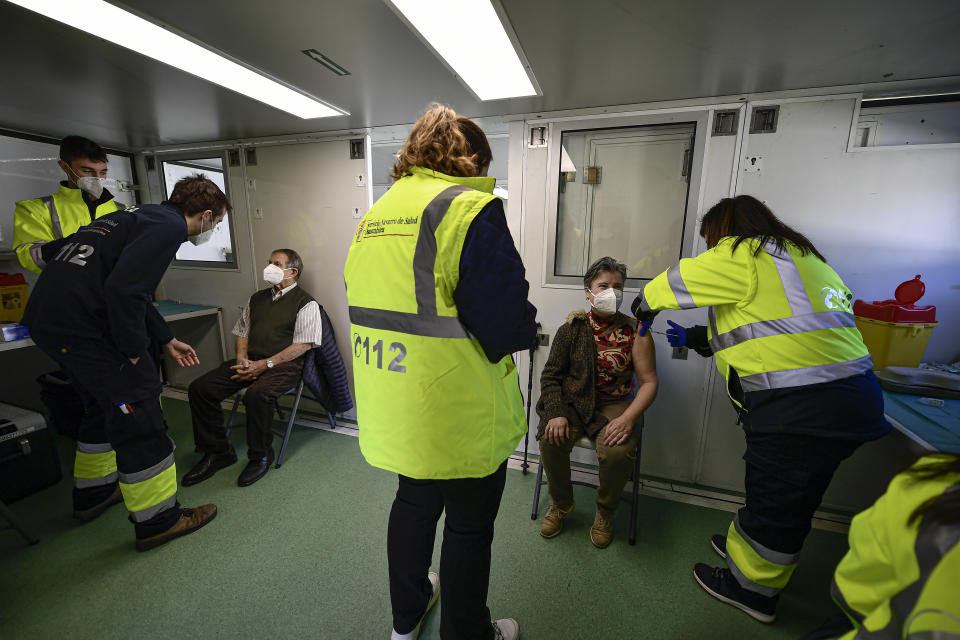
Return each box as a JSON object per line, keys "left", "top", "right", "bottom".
{"left": 622, "top": 380, "right": 658, "bottom": 422}
{"left": 236, "top": 337, "right": 249, "bottom": 360}
{"left": 268, "top": 342, "right": 311, "bottom": 365}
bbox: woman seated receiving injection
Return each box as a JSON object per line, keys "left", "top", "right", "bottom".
{"left": 536, "top": 256, "right": 658, "bottom": 547}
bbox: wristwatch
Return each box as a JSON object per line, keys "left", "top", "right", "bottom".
{"left": 266, "top": 359, "right": 275, "bottom": 369}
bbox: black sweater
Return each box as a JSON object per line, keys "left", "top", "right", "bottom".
{"left": 23, "top": 202, "right": 185, "bottom": 357}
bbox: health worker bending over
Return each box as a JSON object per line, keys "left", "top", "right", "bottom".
{"left": 344, "top": 104, "right": 536, "bottom": 640}
{"left": 536, "top": 256, "right": 657, "bottom": 548}
{"left": 642, "top": 195, "right": 890, "bottom": 623}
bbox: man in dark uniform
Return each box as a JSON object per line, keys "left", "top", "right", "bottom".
{"left": 21, "top": 175, "right": 228, "bottom": 551}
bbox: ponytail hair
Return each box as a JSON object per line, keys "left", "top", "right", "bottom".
{"left": 391, "top": 103, "right": 491, "bottom": 180}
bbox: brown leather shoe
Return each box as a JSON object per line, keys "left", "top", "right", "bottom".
{"left": 590, "top": 507, "right": 614, "bottom": 548}
{"left": 73, "top": 485, "right": 123, "bottom": 522}
{"left": 135, "top": 504, "right": 218, "bottom": 552}
{"left": 540, "top": 501, "right": 575, "bottom": 538}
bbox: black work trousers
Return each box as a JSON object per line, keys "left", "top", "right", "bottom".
{"left": 187, "top": 357, "right": 304, "bottom": 460}
{"left": 31, "top": 331, "right": 180, "bottom": 538}
{"left": 388, "top": 461, "right": 507, "bottom": 640}
{"left": 739, "top": 432, "right": 862, "bottom": 555}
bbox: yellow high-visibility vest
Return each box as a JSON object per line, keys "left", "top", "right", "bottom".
{"left": 832, "top": 455, "right": 960, "bottom": 638}
{"left": 13, "top": 184, "right": 121, "bottom": 272}
{"left": 645, "top": 236, "right": 872, "bottom": 397}
{"left": 344, "top": 167, "right": 526, "bottom": 479}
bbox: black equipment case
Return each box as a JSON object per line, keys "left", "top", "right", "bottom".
{"left": 0, "top": 403, "right": 62, "bottom": 503}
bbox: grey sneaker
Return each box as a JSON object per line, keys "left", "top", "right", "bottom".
{"left": 493, "top": 618, "right": 519, "bottom": 640}
{"left": 540, "top": 501, "right": 575, "bottom": 538}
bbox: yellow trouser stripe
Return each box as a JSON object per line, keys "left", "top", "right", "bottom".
{"left": 74, "top": 450, "right": 117, "bottom": 480}
{"left": 119, "top": 463, "right": 177, "bottom": 514}
{"left": 727, "top": 521, "right": 797, "bottom": 591}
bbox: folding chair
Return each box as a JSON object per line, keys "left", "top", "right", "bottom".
{"left": 224, "top": 349, "right": 337, "bottom": 468}
{"left": 530, "top": 415, "right": 644, "bottom": 545}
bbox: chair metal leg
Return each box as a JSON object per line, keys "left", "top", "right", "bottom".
{"left": 629, "top": 422, "right": 644, "bottom": 545}
{"left": 276, "top": 381, "right": 304, "bottom": 469}
{"left": 225, "top": 393, "right": 242, "bottom": 436}
{"left": 531, "top": 459, "right": 545, "bottom": 520}
{"left": 0, "top": 499, "right": 39, "bottom": 545}
{"left": 327, "top": 412, "right": 337, "bottom": 429}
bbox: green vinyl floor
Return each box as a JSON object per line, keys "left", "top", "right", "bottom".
{"left": 0, "top": 399, "right": 850, "bottom": 639}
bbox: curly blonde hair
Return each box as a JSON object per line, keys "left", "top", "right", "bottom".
{"left": 391, "top": 103, "right": 491, "bottom": 181}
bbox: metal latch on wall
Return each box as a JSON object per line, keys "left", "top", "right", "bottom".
{"left": 528, "top": 126, "right": 547, "bottom": 148}
{"left": 583, "top": 166, "right": 602, "bottom": 184}
{"left": 349, "top": 138, "right": 365, "bottom": 160}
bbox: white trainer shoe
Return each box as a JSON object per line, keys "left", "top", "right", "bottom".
{"left": 391, "top": 572, "right": 440, "bottom": 640}
{"left": 493, "top": 618, "right": 519, "bottom": 640}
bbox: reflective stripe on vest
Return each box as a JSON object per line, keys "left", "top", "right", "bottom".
{"left": 726, "top": 512, "right": 800, "bottom": 597}
{"left": 40, "top": 195, "right": 64, "bottom": 239}
{"left": 667, "top": 264, "right": 697, "bottom": 309}
{"left": 710, "top": 310, "right": 857, "bottom": 353}
{"left": 349, "top": 306, "right": 470, "bottom": 339}
{"left": 118, "top": 451, "right": 178, "bottom": 522}
{"left": 414, "top": 185, "right": 469, "bottom": 315}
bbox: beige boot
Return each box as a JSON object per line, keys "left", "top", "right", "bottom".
{"left": 540, "top": 501, "right": 575, "bottom": 538}
{"left": 590, "top": 507, "right": 614, "bottom": 548}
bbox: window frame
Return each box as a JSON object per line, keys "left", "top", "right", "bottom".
{"left": 159, "top": 150, "right": 240, "bottom": 271}
{"left": 542, "top": 110, "right": 710, "bottom": 290}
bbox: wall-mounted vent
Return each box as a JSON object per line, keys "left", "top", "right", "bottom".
{"left": 245, "top": 148, "right": 258, "bottom": 166}
{"left": 302, "top": 49, "right": 350, "bottom": 76}
{"left": 712, "top": 110, "right": 739, "bottom": 136}
{"left": 350, "top": 138, "right": 365, "bottom": 160}
{"left": 228, "top": 149, "right": 240, "bottom": 167}
{"left": 750, "top": 106, "right": 779, "bottom": 134}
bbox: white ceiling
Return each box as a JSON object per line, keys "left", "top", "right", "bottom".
{"left": 1, "top": 0, "right": 958, "bottom": 150}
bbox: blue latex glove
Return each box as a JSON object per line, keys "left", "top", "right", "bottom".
{"left": 665, "top": 320, "right": 687, "bottom": 347}
{"left": 638, "top": 320, "right": 652, "bottom": 337}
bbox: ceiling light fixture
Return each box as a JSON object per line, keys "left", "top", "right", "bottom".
{"left": 9, "top": 0, "right": 347, "bottom": 119}
{"left": 385, "top": 0, "right": 540, "bottom": 101}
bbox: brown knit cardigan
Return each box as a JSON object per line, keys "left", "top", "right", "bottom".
{"left": 535, "top": 309, "right": 634, "bottom": 439}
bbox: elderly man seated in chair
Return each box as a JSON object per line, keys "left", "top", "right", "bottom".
{"left": 183, "top": 248, "right": 321, "bottom": 487}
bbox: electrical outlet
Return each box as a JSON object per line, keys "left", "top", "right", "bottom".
{"left": 536, "top": 333, "right": 550, "bottom": 347}
{"left": 355, "top": 174, "right": 366, "bottom": 187}
{"left": 254, "top": 207, "right": 264, "bottom": 219}
{"left": 672, "top": 346, "right": 689, "bottom": 360}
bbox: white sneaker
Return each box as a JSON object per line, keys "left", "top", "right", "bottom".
{"left": 493, "top": 618, "right": 519, "bottom": 640}
{"left": 391, "top": 572, "right": 440, "bottom": 640}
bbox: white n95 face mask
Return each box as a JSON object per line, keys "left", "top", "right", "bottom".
{"left": 263, "top": 264, "right": 288, "bottom": 285}
{"left": 188, "top": 215, "right": 214, "bottom": 246}
{"left": 591, "top": 288, "right": 623, "bottom": 315}
{"left": 76, "top": 177, "right": 107, "bottom": 199}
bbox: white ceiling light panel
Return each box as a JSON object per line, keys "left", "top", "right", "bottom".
{"left": 9, "top": 0, "right": 347, "bottom": 119}
{"left": 386, "top": 0, "right": 540, "bottom": 101}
